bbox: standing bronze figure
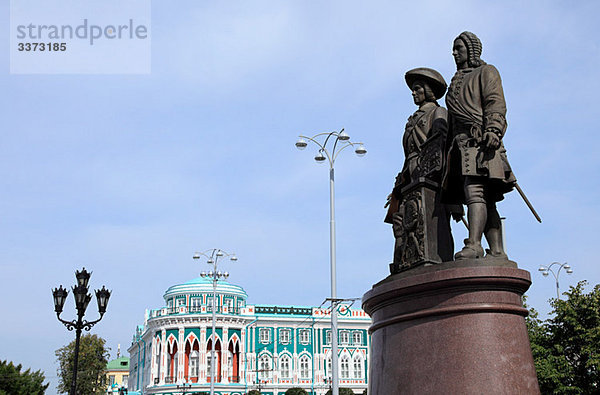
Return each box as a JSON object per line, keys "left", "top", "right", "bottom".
{"left": 386, "top": 68, "right": 459, "bottom": 272}
{"left": 443, "top": 31, "right": 516, "bottom": 259}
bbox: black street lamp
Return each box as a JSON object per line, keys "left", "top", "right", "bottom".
{"left": 52, "top": 268, "right": 111, "bottom": 395}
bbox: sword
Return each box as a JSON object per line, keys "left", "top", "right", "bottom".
{"left": 455, "top": 183, "right": 541, "bottom": 228}
{"left": 515, "top": 182, "right": 542, "bottom": 223}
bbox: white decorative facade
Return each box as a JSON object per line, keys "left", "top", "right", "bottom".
{"left": 127, "top": 276, "right": 370, "bottom": 394}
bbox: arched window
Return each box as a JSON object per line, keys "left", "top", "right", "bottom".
{"left": 206, "top": 352, "right": 219, "bottom": 382}
{"left": 167, "top": 340, "right": 178, "bottom": 383}
{"left": 226, "top": 351, "right": 233, "bottom": 378}
{"left": 206, "top": 338, "right": 222, "bottom": 382}
{"left": 155, "top": 340, "right": 161, "bottom": 381}
{"left": 353, "top": 355, "right": 363, "bottom": 379}
{"left": 185, "top": 339, "right": 200, "bottom": 383}
{"left": 325, "top": 356, "right": 332, "bottom": 379}
{"left": 190, "top": 350, "right": 199, "bottom": 377}
{"left": 258, "top": 354, "right": 271, "bottom": 380}
{"left": 299, "top": 355, "right": 311, "bottom": 379}
{"left": 279, "top": 355, "right": 291, "bottom": 379}
{"left": 228, "top": 339, "right": 240, "bottom": 383}
{"left": 340, "top": 355, "right": 350, "bottom": 379}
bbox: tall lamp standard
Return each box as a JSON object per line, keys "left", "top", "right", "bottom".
{"left": 52, "top": 268, "right": 111, "bottom": 395}
{"left": 295, "top": 128, "right": 366, "bottom": 395}
{"left": 539, "top": 262, "right": 573, "bottom": 299}
{"left": 193, "top": 249, "right": 237, "bottom": 395}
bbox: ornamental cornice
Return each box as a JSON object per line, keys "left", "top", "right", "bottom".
{"left": 146, "top": 314, "right": 256, "bottom": 328}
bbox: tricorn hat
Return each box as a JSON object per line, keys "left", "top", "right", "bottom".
{"left": 405, "top": 67, "right": 447, "bottom": 99}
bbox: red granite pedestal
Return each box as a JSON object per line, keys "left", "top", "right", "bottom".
{"left": 362, "top": 260, "right": 540, "bottom": 394}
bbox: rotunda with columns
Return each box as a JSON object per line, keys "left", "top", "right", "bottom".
{"left": 127, "top": 276, "right": 370, "bottom": 395}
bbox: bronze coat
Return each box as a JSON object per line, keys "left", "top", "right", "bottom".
{"left": 443, "top": 64, "right": 516, "bottom": 204}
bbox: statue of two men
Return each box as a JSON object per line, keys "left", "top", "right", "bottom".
{"left": 388, "top": 31, "right": 516, "bottom": 266}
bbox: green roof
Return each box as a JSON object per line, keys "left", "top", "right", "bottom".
{"left": 106, "top": 356, "right": 129, "bottom": 371}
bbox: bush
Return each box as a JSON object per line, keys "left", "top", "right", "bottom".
{"left": 285, "top": 388, "right": 308, "bottom": 395}
{"left": 325, "top": 388, "right": 355, "bottom": 395}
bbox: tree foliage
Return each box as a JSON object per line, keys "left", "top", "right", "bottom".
{"left": 527, "top": 281, "right": 600, "bottom": 394}
{"left": 247, "top": 391, "right": 261, "bottom": 395}
{"left": 325, "top": 388, "right": 355, "bottom": 395}
{"left": 55, "top": 333, "right": 110, "bottom": 395}
{"left": 0, "top": 360, "right": 49, "bottom": 395}
{"left": 285, "top": 388, "right": 308, "bottom": 395}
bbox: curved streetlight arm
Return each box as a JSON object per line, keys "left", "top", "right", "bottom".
{"left": 194, "top": 248, "right": 236, "bottom": 262}
{"left": 194, "top": 248, "right": 236, "bottom": 276}
{"left": 298, "top": 131, "right": 363, "bottom": 168}
{"left": 56, "top": 311, "right": 106, "bottom": 332}
{"left": 298, "top": 134, "right": 334, "bottom": 167}
{"left": 539, "top": 262, "right": 572, "bottom": 299}
{"left": 332, "top": 141, "right": 365, "bottom": 163}
{"left": 55, "top": 313, "right": 79, "bottom": 332}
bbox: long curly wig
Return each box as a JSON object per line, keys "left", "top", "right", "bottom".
{"left": 456, "top": 31, "right": 486, "bottom": 68}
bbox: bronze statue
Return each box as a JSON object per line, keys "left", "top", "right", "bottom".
{"left": 386, "top": 68, "right": 459, "bottom": 271}
{"left": 443, "top": 31, "right": 516, "bottom": 259}
{"left": 399, "top": 68, "right": 448, "bottom": 186}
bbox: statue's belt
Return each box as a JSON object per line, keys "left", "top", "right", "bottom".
{"left": 453, "top": 122, "right": 483, "bottom": 142}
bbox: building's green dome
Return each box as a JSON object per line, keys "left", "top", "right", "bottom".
{"left": 163, "top": 277, "right": 248, "bottom": 301}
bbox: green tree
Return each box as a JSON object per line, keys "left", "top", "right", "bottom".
{"left": 285, "top": 388, "right": 308, "bottom": 395}
{"left": 325, "top": 388, "right": 355, "bottom": 395}
{"left": 0, "top": 360, "right": 49, "bottom": 395}
{"left": 526, "top": 281, "right": 600, "bottom": 394}
{"left": 55, "top": 333, "right": 110, "bottom": 395}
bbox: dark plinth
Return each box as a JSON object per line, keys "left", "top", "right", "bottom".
{"left": 362, "top": 261, "right": 540, "bottom": 395}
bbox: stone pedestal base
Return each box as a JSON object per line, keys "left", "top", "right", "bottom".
{"left": 362, "top": 261, "right": 540, "bottom": 394}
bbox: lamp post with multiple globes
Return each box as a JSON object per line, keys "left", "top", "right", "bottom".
{"left": 193, "top": 249, "right": 237, "bottom": 395}
{"left": 295, "top": 128, "right": 366, "bottom": 395}
{"left": 52, "top": 268, "right": 111, "bottom": 395}
{"left": 538, "top": 262, "right": 573, "bottom": 299}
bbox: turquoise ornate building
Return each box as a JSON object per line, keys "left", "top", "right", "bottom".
{"left": 127, "top": 276, "right": 370, "bottom": 395}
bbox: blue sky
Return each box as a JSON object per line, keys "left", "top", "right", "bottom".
{"left": 2, "top": 0, "right": 600, "bottom": 393}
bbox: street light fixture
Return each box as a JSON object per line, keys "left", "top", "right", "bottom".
{"left": 295, "top": 128, "right": 366, "bottom": 395}
{"left": 193, "top": 249, "right": 237, "bottom": 395}
{"left": 52, "top": 268, "right": 111, "bottom": 395}
{"left": 538, "top": 262, "right": 573, "bottom": 299}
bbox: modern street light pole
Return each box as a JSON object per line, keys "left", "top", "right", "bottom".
{"left": 538, "top": 262, "right": 573, "bottom": 299}
{"left": 52, "top": 268, "right": 111, "bottom": 395}
{"left": 295, "top": 129, "right": 366, "bottom": 395}
{"left": 193, "top": 249, "right": 237, "bottom": 395}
